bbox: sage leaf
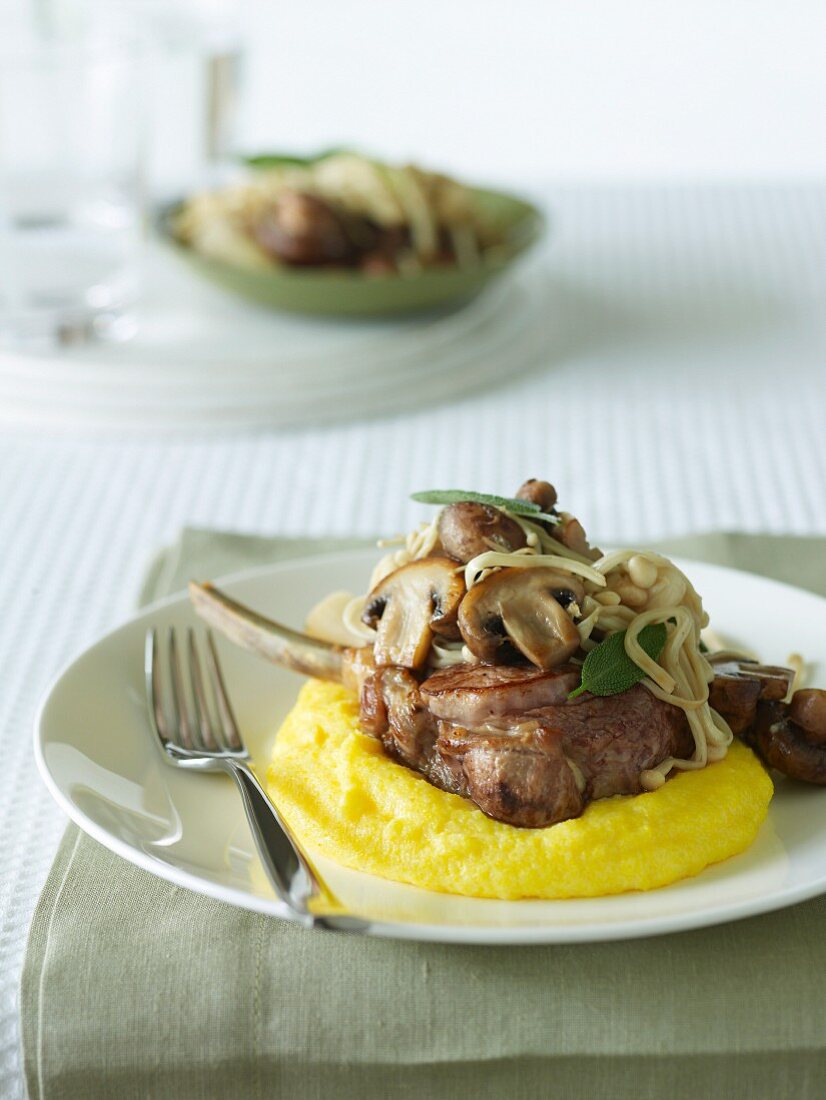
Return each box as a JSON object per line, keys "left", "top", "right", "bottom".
{"left": 244, "top": 148, "right": 349, "bottom": 170}
{"left": 568, "top": 623, "right": 668, "bottom": 700}
{"left": 411, "top": 489, "right": 557, "bottom": 523}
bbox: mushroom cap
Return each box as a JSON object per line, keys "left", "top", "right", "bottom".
{"left": 437, "top": 502, "right": 527, "bottom": 564}
{"left": 790, "top": 689, "right": 826, "bottom": 744}
{"left": 458, "top": 567, "right": 585, "bottom": 669}
{"left": 515, "top": 479, "right": 558, "bottom": 512}
{"left": 362, "top": 556, "right": 465, "bottom": 669}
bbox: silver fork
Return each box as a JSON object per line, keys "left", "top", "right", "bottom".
{"left": 145, "top": 626, "right": 362, "bottom": 932}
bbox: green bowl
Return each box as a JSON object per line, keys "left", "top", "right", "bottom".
{"left": 156, "top": 186, "right": 545, "bottom": 318}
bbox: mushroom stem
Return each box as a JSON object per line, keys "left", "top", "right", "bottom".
{"left": 189, "top": 582, "right": 344, "bottom": 681}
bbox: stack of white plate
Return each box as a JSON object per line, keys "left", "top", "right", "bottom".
{"left": 0, "top": 249, "right": 550, "bottom": 434}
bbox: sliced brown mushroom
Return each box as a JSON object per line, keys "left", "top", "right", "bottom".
{"left": 362, "top": 557, "right": 465, "bottom": 669}
{"left": 708, "top": 657, "right": 795, "bottom": 693}
{"left": 708, "top": 667, "right": 762, "bottom": 735}
{"left": 458, "top": 567, "right": 585, "bottom": 669}
{"left": 749, "top": 700, "right": 826, "bottom": 784}
{"left": 708, "top": 659, "right": 796, "bottom": 735}
{"left": 437, "top": 502, "right": 527, "bottom": 564}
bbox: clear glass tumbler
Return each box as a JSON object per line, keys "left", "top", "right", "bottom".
{"left": 0, "top": 28, "right": 144, "bottom": 347}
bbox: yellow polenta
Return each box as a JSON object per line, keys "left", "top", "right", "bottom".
{"left": 266, "top": 680, "right": 773, "bottom": 899}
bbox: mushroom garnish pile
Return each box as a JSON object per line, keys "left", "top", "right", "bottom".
{"left": 190, "top": 479, "right": 826, "bottom": 828}
{"left": 326, "top": 489, "right": 594, "bottom": 663}
{"left": 300, "top": 484, "right": 729, "bottom": 789}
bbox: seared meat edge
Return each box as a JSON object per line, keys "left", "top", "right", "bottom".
{"left": 358, "top": 658, "right": 808, "bottom": 828}
{"left": 362, "top": 664, "right": 692, "bottom": 828}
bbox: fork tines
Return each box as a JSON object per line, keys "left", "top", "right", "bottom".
{"left": 146, "top": 627, "right": 243, "bottom": 756}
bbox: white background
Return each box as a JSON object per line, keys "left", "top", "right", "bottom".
{"left": 238, "top": 0, "right": 826, "bottom": 183}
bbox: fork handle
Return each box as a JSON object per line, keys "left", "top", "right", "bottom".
{"left": 223, "top": 759, "right": 322, "bottom": 924}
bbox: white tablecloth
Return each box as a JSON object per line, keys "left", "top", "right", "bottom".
{"left": 2, "top": 182, "right": 825, "bottom": 1095}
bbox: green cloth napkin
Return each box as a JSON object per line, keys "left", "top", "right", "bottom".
{"left": 21, "top": 530, "right": 826, "bottom": 1100}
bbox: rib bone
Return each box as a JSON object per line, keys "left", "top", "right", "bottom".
{"left": 189, "top": 582, "right": 344, "bottom": 681}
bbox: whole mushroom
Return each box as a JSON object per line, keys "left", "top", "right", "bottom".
{"left": 437, "top": 502, "right": 527, "bottom": 564}
{"left": 458, "top": 567, "right": 585, "bottom": 669}
{"left": 362, "top": 557, "right": 465, "bottom": 669}
{"left": 515, "top": 479, "right": 558, "bottom": 512}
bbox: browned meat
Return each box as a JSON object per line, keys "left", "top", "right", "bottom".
{"left": 420, "top": 663, "right": 580, "bottom": 724}
{"left": 749, "top": 699, "right": 826, "bottom": 784}
{"left": 364, "top": 662, "right": 692, "bottom": 827}
{"left": 528, "top": 686, "right": 693, "bottom": 801}
{"left": 359, "top": 668, "right": 387, "bottom": 736}
{"left": 361, "top": 667, "right": 435, "bottom": 770}
{"left": 437, "top": 723, "right": 584, "bottom": 828}
{"left": 360, "top": 657, "right": 819, "bottom": 829}
{"left": 431, "top": 684, "right": 691, "bottom": 825}
{"left": 360, "top": 667, "right": 461, "bottom": 795}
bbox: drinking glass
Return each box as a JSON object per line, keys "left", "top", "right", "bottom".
{"left": 139, "top": 0, "right": 243, "bottom": 201}
{"left": 0, "top": 28, "right": 144, "bottom": 347}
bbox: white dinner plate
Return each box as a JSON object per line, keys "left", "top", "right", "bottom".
{"left": 2, "top": 275, "right": 548, "bottom": 433}
{"left": 35, "top": 550, "right": 826, "bottom": 944}
{"left": 0, "top": 252, "right": 550, "bottom": 433}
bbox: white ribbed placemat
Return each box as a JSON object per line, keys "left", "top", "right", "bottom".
{"left": 2, "top": 182, "right": 826, "bottom": 1096}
